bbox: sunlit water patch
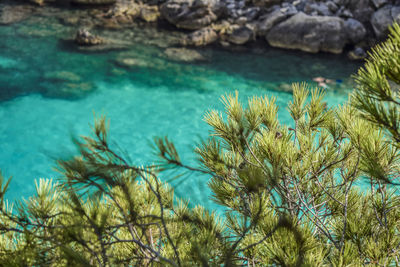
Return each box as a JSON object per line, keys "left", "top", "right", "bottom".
{"left": 0, "top": 12, "right": 361, "bottom": 210}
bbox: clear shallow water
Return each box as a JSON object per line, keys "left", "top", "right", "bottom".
{"left": 0, "top": 12, "right": 361, "bottom": 210}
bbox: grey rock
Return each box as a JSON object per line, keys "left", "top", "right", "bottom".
{"left": 236, "top": 16, "right": 248, "bottom": 25}
{"left": 371, "top": 0, "right": 388, "bottom": 9}
{"left": 371, "top": 5, "right": 400, "bottom": 38}
{"left": 348, "top": 47, "right": 367, "bottom": 60}
{"left": 333, "top": 0, "right": 348, "bottom": 4}
{"left": 337, "top": 7, "right": 353, "bottom": 18}
{"left": 344, "top": 18, "right": 366, "bottom": 43}
{"left": 227, "top": 25, "right": 254, "bottom": 44}
{"left": 281, "top": 4, "right": 297, "bottom": 16}
{"left": 160, "top": 0, "right": 221, "bottom": 30}
{"left": 303, "top": 3, "right": 313, "bottom": 14}
{"left": 310, "top": 3, "right": 332, "bottom": 16}
{"left": 256, "top": 8, "right": 289, "bottom": 35}
{"left": 243, "top": 7, "right": 260, "bottom": 21}
{"left": 326, "top": 1, "right": 339, "bottom": 13}
{"left": 75, "top": 28, "right": 104, "bottom": 46}
{"left": 347, "top": 0, "right": 374, "bottom": 23}
{"left": 392, "top": 6, "right": 400, "bottom": 21}
{"left": 266, "top": 12, "right": 348, "bottom": 54}
{"left": 181, "top": 27, "right": 218, "bottom": 46}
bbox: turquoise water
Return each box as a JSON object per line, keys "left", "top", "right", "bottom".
{"left": 0, "top": 12, "right": 361, "bottom": 209}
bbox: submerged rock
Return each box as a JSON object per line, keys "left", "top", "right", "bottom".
{"left": 44, "top": 71, "right": 81, "bottom": 82}
{"left": 114, "top": 57, "right": 150, "bottom": 68}
{"left": 0, "top": 5, "right": 35, "bottom": 25}
{"left": 75, "top": 28, "right": 104, "bottom": 46}
{"left": 266, "top": 12, "right": 348, "bottom": 54}
{"left": 42, "top": 81, "right": 95, "bottom": 99}
{"left": 164, "top": 47, "right": 207, "bottom": 62}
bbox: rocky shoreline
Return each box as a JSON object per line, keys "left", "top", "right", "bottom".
{"left": 2, "top": 0, "right": 399, "bottom": 59}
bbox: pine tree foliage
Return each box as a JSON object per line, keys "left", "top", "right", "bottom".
{"left": 1, "top": 25, "right": 400, "bottom": 266}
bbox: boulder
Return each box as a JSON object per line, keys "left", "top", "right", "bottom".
{"left": 371, "top": 0, "right": 388, "bottom": 9}
{"left": 0, "top": 5, "right": 34, "bottom": 25}
{"left": 160, "top": 0, "right": 221, "bottom": 30}
{"left": 75, "top": 28, "right": 104, "bottom": 46}
{"left": 256, "top": 8, "right": 290, "bottom": 36}
{"left": 326, "top": 1, "right": 339, "bottom": 13}
{"left": 266, "top": 12, "right": 348, "bottom": 54}
{"left": 308, "top": 3, "right": 332, "bottom": 16}
{"left": 344, "top": 18, "right": 366, "bottom": 44}
{"left": 227, "top": 25, "right": 254, "bottom": 44}
{"left": 347, "top": 0, "right": 374, "bottom": 24}
{"left": 337, "top": 7, "right": 353, "bottom": 19}
{"left": 181, "top": 27, "right": 218, "bottom": 46}
{"left": 371, "top": 5, "right": 400, "bottom": 39}
{"left": 164, "top": 47, "right": 206, "bottom": 62}
{"left": 140, "top": 5, "right": 160, "bottom": 22}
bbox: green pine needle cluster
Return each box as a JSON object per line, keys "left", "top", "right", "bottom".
{"left": 2, "top": 24, "right": 400, "bottom": 266}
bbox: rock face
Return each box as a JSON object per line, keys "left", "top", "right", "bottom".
{"left": 182, "top": 27, "right": 218, "bottom": 46}
{"left": 267, "top": 12, "right": 347, "bottom": 54}
{"left": 160, "top": 0, "right": 222, "bottom": 30}
{"left": 75, "top": 28, "right": 104, "bottom": 46}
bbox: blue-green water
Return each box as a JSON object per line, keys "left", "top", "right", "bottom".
{"left": 0, "top": 11, "right": 361, "bottom": 209}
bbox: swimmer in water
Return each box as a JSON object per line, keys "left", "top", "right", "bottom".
{"left": 312, "top": 77, "right": 336, "bottom": 88}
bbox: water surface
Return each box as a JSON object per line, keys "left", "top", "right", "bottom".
{"left": 0, "top": 11, "right": 361, "bottom": 210}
